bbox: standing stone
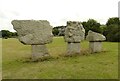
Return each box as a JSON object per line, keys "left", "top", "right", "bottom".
{"left": 11, "top": 20, "right": 53, "bottom": 61}
{"left": 32, "top": 45, "right": 49, "bottom": 60}
{"left": 86, "top": 30, "right": 106, "bottom": 53}
{"left": 64, "top": 21, "right": 85, "bottom": 55}
{"left": 89, "top": 42, "right": 102, "bottom": 53}
{"left": 67, "top": 43, "right": 80, "bottom": 54}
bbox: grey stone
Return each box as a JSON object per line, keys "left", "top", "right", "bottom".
{"left": 11, "top": 20, "right": 53, "bottom": 60}
{"left": 12, "top": 20, "right": 53, "bottom": 45}
{"left": 64, "top": 21, "right": 85, "bottom": 43}
{"left": 66, "top": 43, "right": 80, "bottom": 55}
{"left": 86, "top": 30, "right": 106, "bottom": 53}
{"left": 86, "top": 30, "right": 106, "bottom": 42}
{"left": 32, "top": 45, "right": 50, "bottom": 60}
{"left": 89, "top": 42, "right": 102, "bottom": 53}
{"left": 64, "top": 21, "right": 85, "bottom": 55}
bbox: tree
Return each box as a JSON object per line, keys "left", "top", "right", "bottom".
{"left": 103, "top": 17, "right": 120, "bottom": 42}
{"left": 52, "top": 27, "right": 59, "bottom": 36}
{"left": 100, "top": 25, "right": 107, "bottom": 34}
{"left": 1, "top": 30, "right": 18, "bottom": 38}
{"left": 106, "top": 17, "right": 120, "bottom": 26}
{"left": 1, "top": 30, "right": 12, "bottom": 38}
{"left": 52, "top": 26, "right": 66, "bottom": 36}
{"left": 0, "top": 31, "right": 2, "bottom": 38}
{"left": 11, "top": 32, "right": 18, "bottom": 37}
{"left": 82, "top": 19, "right": 101, "bottom": 36}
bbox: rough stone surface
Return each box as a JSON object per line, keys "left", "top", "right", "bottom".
{"left": 64, "top": 21, "right": 85, "bottom": 43}
{"left": 11, "top": 20, "right": 53, "bottom": 60}
{"left": 89, "top": 42, "right": 102, "bottom": 53}
{"left": 86, "top": 30, "right": 106, "bottom": 42}
{"left": 12, "top": 20, "right": 53, "bottom": 45}
{"left": 64, "top": 21, "right": 84, "bottom": 55}
{"left": 32, "top": 45, "right": 49, "bottom": 60}
{"left": 67, "top": 43, "right": 80, "bottom": 55}
{"left": 86, "top": 30, "right": 106, "bottom": 53}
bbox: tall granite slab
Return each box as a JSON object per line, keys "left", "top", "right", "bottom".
{"left": 64, "top": 21, "right": 85, "bottom": 55}
{"left": 11, "top": 20, "right": 53, "bottom": 60}
{"left": 86, "top": 30, "right": 106, "bottom": 53}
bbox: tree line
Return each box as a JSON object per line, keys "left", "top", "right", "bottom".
{"left": 0, "top": 30, "right": 17, "bottom": 39}
{"left": 1, "top": 17, "right": 120, "bottom": 42}
{"left": 53, "top": 17, "right": 120, "bottom": 42}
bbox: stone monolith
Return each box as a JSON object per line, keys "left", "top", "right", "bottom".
{"left": 86, "top": 30, "right": 106, "bottom": 53}
{"left": 11, "top": 20, "right": 53, "bottom": 60}
{"left": 64, "top": 21, "right": 85, "bottom": 55}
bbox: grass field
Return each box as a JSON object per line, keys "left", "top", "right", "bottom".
{"left": 2, "top": 37, "right": 118, "bottom": 79}
{"left": 0, "top": 38, "right": 2, "bottom": 80}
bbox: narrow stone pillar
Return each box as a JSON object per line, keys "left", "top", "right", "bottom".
{"left": 86, "top": 30, "right": 106, "bottom": 53}
{"left": 89, "top": 42, "right": 102, "bottom": 53}
{"left": 32, "top": 45, "right": 49, "bottom": 60}
{"left": 67, "top": 43, "right": 80, "bottom": 55}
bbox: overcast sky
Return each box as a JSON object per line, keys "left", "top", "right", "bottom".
{"left": 0, "top": 0, "right": 119, "bottom": 32}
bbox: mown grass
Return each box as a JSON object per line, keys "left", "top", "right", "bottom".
{"left": 2, "top": 37, "right": 118, "bottom": 79}
{"left": 0, "top": 38, "right": 2, "bottom": 80}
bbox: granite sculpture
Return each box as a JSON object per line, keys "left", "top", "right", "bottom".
{"left": 12, "top": 20, "right": 53, "bottom": 60}
{"left": 64, "top": 21, "right": 85, "bottom": 55}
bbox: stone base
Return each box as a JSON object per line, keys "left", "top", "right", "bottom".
{"left": 67, "top": 43, "right": 80, "bottom": 55}
{"left": 89, "top": 42, "right": 102, "bottom": 53}
{"left": 31, "top": 45, "right": 50, "bottom": 60}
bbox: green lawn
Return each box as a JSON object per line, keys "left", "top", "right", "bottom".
{"left": 0, "top": 38, "right": 2, "bottom": 80}
{"left": 2, "top": 37, "right": 118, "bottom": 79}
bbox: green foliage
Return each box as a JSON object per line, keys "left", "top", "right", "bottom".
{"left": 103, "top": 17, "right": 120, "bottom": 42}
{"left": 1, "top": 30, "right": 12, "bottom": 38}
{"left": 52, "top": 27, "right": 59, "bottom": 36}
{"left": 82, "top": 19, "right": 101, "bottom": 36}
{"left": 1, "top": 30, "right": 18, "bottom": 38}
{"left": 11, "top": 32, "right": 18, "bottom": 37}
{"left": 82, "top": 17, "right": 120, "bottom": 42}
{"left": 106, "top": 24, "right": 119, "bottom": 42}
{"left": 52, "top": 26, "right": 66, "bottom": 36}
{"left": 100, "top": 25, "right": 107, "bottom": 34}
{"left": 0, "top": 31, "right": 2, "bottom": 38}
{"left": 106, "top": 17, "right": 120, "bottom": 26}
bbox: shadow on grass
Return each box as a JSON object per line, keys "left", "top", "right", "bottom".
{"left": 15, "top": 48, "right": 108, "bottom": 63}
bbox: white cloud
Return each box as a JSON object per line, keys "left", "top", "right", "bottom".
{"left": 0, "top": 0, "right": 119, "bottom": 32}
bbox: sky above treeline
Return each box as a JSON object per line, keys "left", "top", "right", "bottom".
{"left": 0, "top": 0, "right": 119, "bottom": 32}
